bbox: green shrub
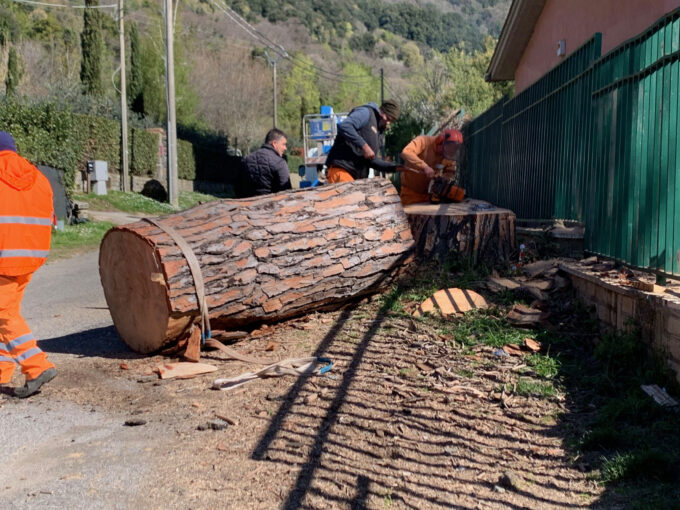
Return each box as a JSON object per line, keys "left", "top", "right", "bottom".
{"left": 74, "top": 113, "right": 120, "bottom": 172}
{"left": 177, "top": 139, "right": 196, "bottom": 180}
{"left": 0, "top": 98, "right": 225, "bottom": 190}
{"left": 131, "top": 128, "right": 159, "bottom": 176}
{"left": 0, "top": 98, "right": 81, "bottom": 190}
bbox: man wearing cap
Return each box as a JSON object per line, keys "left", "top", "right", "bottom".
{"left": 325, "top": 100, "right": 401, "bottom": 183}
{"left": 0, "top": 131, "right": 57, "bottom": 398}
{"left": 399, "top": 129, "right": 465, "bottom": 206}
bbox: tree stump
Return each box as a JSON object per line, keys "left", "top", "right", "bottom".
{"left": 99, "top": 179, "right": 415, "bottom": 353}
{"left": 403, "top": 199, "right": 515, "bottom": 264}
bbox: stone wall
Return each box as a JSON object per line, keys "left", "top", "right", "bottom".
{"left": 562, "top": 263, "right": 680, "bottom": 380}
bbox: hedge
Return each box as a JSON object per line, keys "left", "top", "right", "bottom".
{"left": 131, "top": 129, "right": 160, "bottom": 177}
{"left": 0, "top": 98, "right": 236, "bottom": 191}
{"left": 177, "top": 139, "right": 196, "bottom": 180}
{"left": 0, "top": 100, "right": 80, "bottom": 190}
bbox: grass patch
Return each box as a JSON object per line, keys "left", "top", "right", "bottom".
{"left": 49, "top": 221, "right": 115, "bottom": 260}
{"left": 451, "top": 310, "right": 527, "bottom": 348}
{"left": 74, "top": 190, "right": 223, "bottom": 215}
{"left": 527, "top": 353, "right": 560, "bottom": 379}
{"left": 514, "top": 378, "right": 557, "bottom": 398}
{"left": 557, "top": 324, "right": 680, "bottom": 503}
{"left": 601, "top": 450, "right": 678, "bottom": 484}
{"left": 74, "top": 191, "right": 176, "bottom": 214}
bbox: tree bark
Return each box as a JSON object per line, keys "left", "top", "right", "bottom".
{"left": 403, "top": 200, "right": 515, "bottom": 264}
{"left": 99, "top": 179, "right": 415, "bottom": 353}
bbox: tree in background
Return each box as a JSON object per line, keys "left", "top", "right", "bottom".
{"left": 442, "top": 36, "right": 512, "bottom": 117}
{"left": 331, "top": 62, "right": 380, "bottom": 112}
{"left": 131, "top": 23, "right": 198, "bottom": 126}
{"left": 5, "top": 46, "right": 23, "bottom": 95}
{"left": 279, "top": 53, "right": 320, "bottom": 141}
{"left": 188, "top": 44, "right": 271, "bottom": 152}
{"left": 80, "top": 0, "right": 105, "bottom": 96}
{"left": 127, "top": 22, "right": 144, "bottom": 115}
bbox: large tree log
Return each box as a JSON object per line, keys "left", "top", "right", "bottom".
{"left": 403, "top": 200, "right": 515, "bottom": 264}
{"left": 99, "top": 179, "right": 415, "bottom": 353}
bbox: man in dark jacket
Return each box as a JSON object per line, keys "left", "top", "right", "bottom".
{"left": 236, "top": 128, "right": 291, "bottom": 197}
{"left": 325, "top": 100, "right": 400, "bottom": 183}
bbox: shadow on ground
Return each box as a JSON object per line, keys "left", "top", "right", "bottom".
{"left": 249, "top": 293, "right": 605, "bottom": 509}
{"left": 38, "top": 325, "right": 139, "bottom": 359}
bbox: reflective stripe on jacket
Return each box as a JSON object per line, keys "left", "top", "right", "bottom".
{"left": 0, "top": 150, "right": 53, "bottom": 275}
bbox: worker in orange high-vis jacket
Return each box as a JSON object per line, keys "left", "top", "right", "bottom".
{"left": 399, "top": 129, "right": 465, "bottom": 206}
{"left": 0, "top": 131, "right": 57, "bottom": 398}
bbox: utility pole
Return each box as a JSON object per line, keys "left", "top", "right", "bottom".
{"left": 380, "top": 68, "right": 384, "bottom": 105}
{"left": 118, "top": 0, "right": 129, "bottom": 192}
{"left": 264, "top": 50, "right": 279, "bottom": 128}
{"left": 380, "top": 68, "right": 386, "bottom": 163}
{"left": 272, "top": 59, "right": 277, "bottom": 128}
{"left": 164, "top": 0, "right": 178, "bottom": 207}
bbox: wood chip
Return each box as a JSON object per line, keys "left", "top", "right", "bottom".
{"left": 582, "top": 256, "right": 598, "bottom": 266}
{"left": 503, "top": 344, "right": 524, "bottom": 356}
{"left": 520, "top": 285, "right": 550, "bottom": 302}
{"left": 265, "top": 341, "right": 279, "bottom": 352}
{"left": 506, "top": 304, "right": 549, "bottom": 326}
{"left": 119, "top": 363, "right": 129, "bottom": 370}
{"left": 522, "top": 279, "right": 553, "bottom": 291}
{"left": 487, "top": 276, "right": 522, "bottom": 292}
{"left": 214, "top": 413, "right": 238, "bottom": 425}
{"left": 154, "top": 362, "right": 218, "bottom": 380}
{"left": 522, "top": 259, "right": 559, "bottom": 278}
{"left": 629, "top": 280, "right": 664, "bottom": 293}
{"left": 523, "top": 338, "right": 542, "bottom": 352}
{"left": 641, "top": 385, "right": 679, "bottom": 407}
{"left": 416, "top": 362, "right": 432, "bottom": 373}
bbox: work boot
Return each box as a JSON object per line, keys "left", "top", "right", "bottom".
{"left": 14, "top": 368, "right": 57, "bottom": 398}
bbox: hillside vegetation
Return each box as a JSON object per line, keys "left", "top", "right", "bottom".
{"left": 0, "top": 0, "right": 511, "bottom": 155}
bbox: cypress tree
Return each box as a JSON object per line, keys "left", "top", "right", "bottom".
{"left": 5, "top": 46, "right": 23, "bottom": 95}
{"left": 80, "top": 0, "right": 104, "bottom": 96}
{"left": 128, "top": 22, "right": 144, "bottom": 114}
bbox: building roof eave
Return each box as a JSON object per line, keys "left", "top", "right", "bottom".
{"left": 487, "top": 0, "right": 548, "bottom": 82}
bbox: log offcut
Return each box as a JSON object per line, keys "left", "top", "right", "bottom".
{"left": 99, "top": 179, "right": 415, "bottom": 354}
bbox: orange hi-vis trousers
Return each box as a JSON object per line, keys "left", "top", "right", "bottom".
{"left": 326, "top": 166, "right": 355, "bottom": 183}
{"left": 0, "top": 273, "right": 55, "bottom": 384}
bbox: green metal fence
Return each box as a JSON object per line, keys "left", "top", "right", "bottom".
{"left": 463, "top": 8, "right": 680, "bottom": 275}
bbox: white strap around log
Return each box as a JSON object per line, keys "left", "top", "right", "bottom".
{"left": 143, "top": 217, "right": 211, "bottom": 342}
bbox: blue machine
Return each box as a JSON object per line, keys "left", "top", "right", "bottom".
{"left": 300, "top": 106, "right": 347, "bottom": 187}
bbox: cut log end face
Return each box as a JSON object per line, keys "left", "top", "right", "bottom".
{"left": 99, "top": 179, "right": 415, "bottom": 353}
{"left": 99, "top": 230, "right": 181, "bottom": 354}
{"left": 414, "top": 288, "right": 488, "bottom": 317}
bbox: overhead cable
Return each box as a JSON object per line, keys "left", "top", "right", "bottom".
{"left": 9, "top": 0, "right": 116, "bottom": 8}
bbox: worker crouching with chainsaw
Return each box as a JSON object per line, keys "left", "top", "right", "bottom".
{"left": 399, "top": 129, "right": 465, "bottom": 206}
{"left": 0, "top": 131, "right": 57, "bottom": 398}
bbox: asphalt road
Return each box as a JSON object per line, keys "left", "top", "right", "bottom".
{"left": 0, "top": 251, "right": 168, "bottom": 509}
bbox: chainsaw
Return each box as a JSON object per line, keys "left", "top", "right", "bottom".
{"left": 425, "top": 164, "right": 465, "bottom": 203}
{"left": 369, "top": 160, "right": 465, "bottom": 203}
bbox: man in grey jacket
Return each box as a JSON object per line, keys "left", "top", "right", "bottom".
{"left": 236, "top": 128, "right": 291, "bottom": 197}
{"left": 325, "top": 100, "right": 400, "bottom": 183}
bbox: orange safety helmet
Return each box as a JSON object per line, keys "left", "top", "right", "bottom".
{"left": 442, "top": 129, "right": 463, "bottom": 144}
{"left": 440, "top": 129, "right": 463, "bottom": 161}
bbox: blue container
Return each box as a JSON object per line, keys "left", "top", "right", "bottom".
{"left": 320, "top": 105, "right": 333, "bottom": 116}
{"left": 299, "top": 181, "right": 312, "bottom": 188}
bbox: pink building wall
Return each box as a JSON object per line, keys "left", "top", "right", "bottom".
{"left": 515, "top": 0, "right": 680, "bottom": 92}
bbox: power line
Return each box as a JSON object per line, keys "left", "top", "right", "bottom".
{"left": 9, "top": 0, "right": 116, "bottom": 8}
